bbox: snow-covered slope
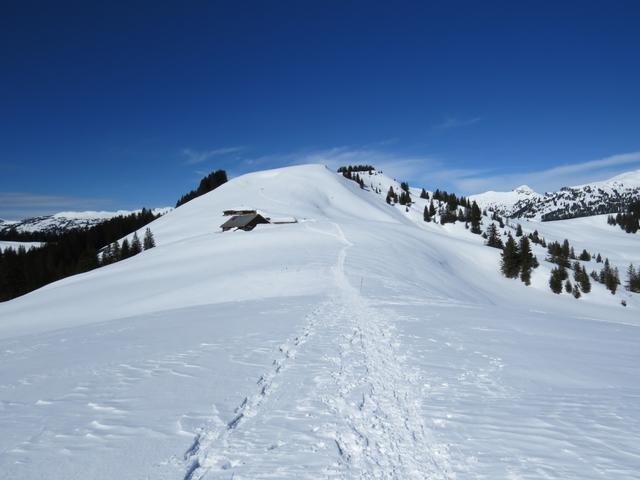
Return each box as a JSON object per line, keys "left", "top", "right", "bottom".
{"left": 474, "top": 169, "right": 640, "bottom": 221}
{"left": 0, "top": 208, "right": 172, "bottom": 235}
{"left": 470, "top": 185, "right": 541, "bottom": 216}
{"left": 0, "top": 165, "right": 638, "bottom": 479}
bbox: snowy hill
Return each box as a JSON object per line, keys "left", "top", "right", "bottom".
{"left": 470, "top": 184, "right": 541, "bottom": 216}
{"left": 0, "top": 165, "right": 638, "bottom": 479}
{"left": 0, "top": 208, "right": 172, "bottom": 235}
{"left": 472, "top": 169, "right": 640, "bottom": 221}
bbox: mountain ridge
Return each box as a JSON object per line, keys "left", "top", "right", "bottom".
{"left": 471, "top": 169, "right": 640, "bottom": 221}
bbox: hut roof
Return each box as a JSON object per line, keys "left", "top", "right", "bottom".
{"left": 220, "top": 213, "right": 269, "bottom": 231}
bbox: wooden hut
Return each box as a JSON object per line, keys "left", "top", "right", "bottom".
{"left": 220, "top": 213, "right": 270, "bottom": 232}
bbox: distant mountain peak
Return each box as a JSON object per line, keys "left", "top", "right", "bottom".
{"left": 514, "top": 185, "right": 535, "bottom": 194}
{"left": 473, "top": 168, "right": 640, "bottom": 221}
{"left": 0, "top": 208, "right": 172, "bottom": 235}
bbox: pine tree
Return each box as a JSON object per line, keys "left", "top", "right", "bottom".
{"left": 565, "top": 280, "right": 573, "bottom": 293}
{"left": 561, "top": 239, "right": 571, "bottom": 260}
{"left": 120, "top": 238, "right": 131, "bottom": 259}
{"left": 501, "top": 235, "right": 520, "bottom": 278}
{"left": 600, "top": 259, "right": 620, "bottom": 294}
{"left": 596, "top": 253, "right": 602, "bottom": 263}
{"left": 549, "top": 267, "right": 565, "bottom": 293}
{"left": 111, "top": 241, "right": 121, "bottom": 262}
{"left": 578, "top": 264, "right": 591, "bottom": 294}
{"left": 429, "top": 200, "right": 436, "bottom": 217}
{"left": 131, "top": 232, "right": 142, "bottom": 255}
{"left": 420, "top": 188, "right": 429, "bottom": 199}
{"left": 470, "top": 201, "right": 482, "bottom": 234}
{"left": 423, "top": 206, "right": 431, "bottom": 222}
{"left": 626, "top": 264, "right": 640, "bottom": 292}
{"left": 485, "top": 223, "right": 503, "bottom": 249}
{"left": 386, "top": 186, "right": 397, "bottom": 204}
{"left": 143, "top": 228, "right": 156, "bottom": 250}
{"left": 519, "top": 236, "right": 535, "bottom": 285}
{"left": 572, "top": 261, "right": 592, "bottom": 295}
{"left": 101, "top": 243, "right": 112, "bottom": 266}
{"left": 579, "top": 249, "right": 591, "bottom": 261}
{"left": 573, "top": 285, "right": 581, "bottom": 298}
{"left": 625, "top": 264, "right": 636, "bottom": 292}
{"left": 515, "top": 224, "right": 523, "bottom": 237}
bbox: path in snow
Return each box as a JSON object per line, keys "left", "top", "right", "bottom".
{"left": 183, "top": 223, "right": 452, "bottom": 479}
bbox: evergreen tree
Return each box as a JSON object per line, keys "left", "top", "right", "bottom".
{"left": 176, "top": 170, "right": 228, "bottom": 207}
{"left": 573, "top": 261, "right": 591, "bottom": 294}
{"left": 429, "top": 200, "right": 436, "bottom": 217}
{"left": 501, "top": 235, "right": 520, "bottom": 278}
{"left": 625, "top": 263, "right": 640, "bottom": 292}
{"left": 109, "top": 242, "right": 119, "bottom": 264}
{"left": 120, "top": 238, "right": 131, "bottom": 259}
{"left": 101, "top": 243, "right": 112, "bottom": 266}
{"left": 143, "top": 228, "right": 156, "bottom": 250}
{"left": 549, "top": 266, "right": 565, "bottom": 293}
{"left": 423, "top": 206, "right": 431, "bottom": 222}
{"left": 600, "top": 259, "right": 620, "bottom": 294}
{"left": 386, "top": 186, "right": 398, "bottom": 204}
{"left": 420, "top": 188, "right": 429, "bottom": 199}
{"left": 596, "top": 253, "right": 602, "bottom": 263}
{"left": 398, "top": 190, "right": 411, "bottom": 205}
{"left": 470, "top": 201, "right": 482, "bottom": 234}
{"left": 564, "top": 280, "right": 573, "bottom": 293}
{"left": 579, "top": 249, "right": 591, "bottom": 261}
{"left": 515, "top": 224, "right": 523, "bottom": 237}
{"left": 519, "top": 236, "right": 535, "bottom": 285}
{"left": 579, "top": 265, "right": 591, "bottom": 294}
{"left": 131, "top": 232, "right": 142, "bottom": 255}
{"left": 573, "top": 285, "right": 581, "bottom": 298}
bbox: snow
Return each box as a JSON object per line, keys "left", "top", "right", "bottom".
{"left": 472, "top": 169, "right": 640, "bottom": 220}
{"left": 574, "top": 168, "right": 640, "bottom": 189}
{"left": 0, "top": 207, "right": 172, "bottom": 234}
{"left": 0, "top": 241, "right": 44, "bottom": 252}
{"left": 0, "top": 164, "right": 639, "bottom": 479}
{"left": 470, "top": 185, "right": 541, "bottom": 215}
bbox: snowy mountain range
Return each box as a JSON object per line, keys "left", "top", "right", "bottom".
{"left": 0, "top": 208, "right": 172, "bottom": 235}
{"left": 1, "top": 164, "right": 638, "bottom": 479}
{"left": 471, "top": 169, "right": 640, "bottom": 221}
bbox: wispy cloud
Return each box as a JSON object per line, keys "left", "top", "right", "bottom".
{"left": 182, "top": 146, "right": 245, "bottom": 165}
{"left": 0, "top": 192, "right": 110, "bottom": 220}
{"left": 433, "top": 116, "right": 482, "bottom": 130}
{"left": 236, "top": 145, "right": 483, "bottom": 188}
{"left": 455, "top": 151, "right": 640, "bottom": 194}
{"left": 235, "top": 145, "right": 640, "bottom": 195}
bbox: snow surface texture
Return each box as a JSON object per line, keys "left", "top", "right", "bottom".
{"left": 471, "top": 169, "right": 640, "bottom": 220}
{"left": 0, "top": 208, "right": 172, "bottom": 234}
{"left": 0, "top": 165, "right": 639, "bottom": 479}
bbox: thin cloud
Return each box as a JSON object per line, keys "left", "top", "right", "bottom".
{"left": 182, "top": 146, "right": 245, "bottom": 165}
{"left": 433, "top": 116, "right": 482, "bottom": 130}
{"left": 455, "top": 151, "right": 640, "bottom": 194}
{"left": 238, "top": 145, "right": 482, "bottom": 188}
{"left": 0, "top": 192, "right": 110, "bottom": 220}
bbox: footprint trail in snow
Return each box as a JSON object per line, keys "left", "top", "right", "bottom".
{"left": 183, "top": 223, "right": 452, "bottom": 479}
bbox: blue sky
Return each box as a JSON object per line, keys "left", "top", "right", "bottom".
{"left": 2, "top": 1, "right": 640, "bottom": 218}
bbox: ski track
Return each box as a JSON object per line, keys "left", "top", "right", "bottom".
{"left": 182, "top": 222, "right": 452, "bottom": 479}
